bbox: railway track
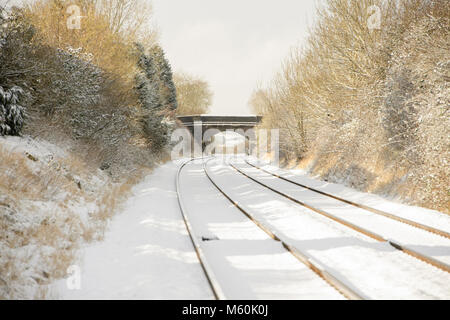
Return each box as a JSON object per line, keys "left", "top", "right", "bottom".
{"left": 245, "top": 159, "right": 450, "bottom": 240}
{"left": 202, "top": 159, "right": 367, "bottom": 300}
{"left": 176, "top": 158, "right": 227, "bottom": 300}
{"left": 177, "top": 158, "right": 364, "bottom": 300}
{"left": 177, "top": 157, "right": 450, "bottom": 299}
{"left": 228, "top": 161, "right": 450, "bottom": 274}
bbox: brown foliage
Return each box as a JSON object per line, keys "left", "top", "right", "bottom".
{"left": 253, "top": 0, "right": 449, "bottom": 212}
{"left": 174, "top": 72, "right": 213, "bottom": 115}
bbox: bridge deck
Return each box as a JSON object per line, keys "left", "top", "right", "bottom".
{"left": 177, "top": 115, "right": 262, "bottom": 127}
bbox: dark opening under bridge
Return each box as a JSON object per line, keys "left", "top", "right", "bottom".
{"left": 176, "top": 115, "right": 263, "bottom": 153}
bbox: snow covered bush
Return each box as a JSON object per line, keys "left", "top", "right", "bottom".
{"left": 143, "top": 114, "right": 170, "bottom": 151}
{"left": 0, "top": 7, "right": 28, "bottom": 137}
{"left": 0, "top": 6, "right": 6, "bottom": 48}
{"left": 55, "top": 47, "right": 103, "bottom": 112}
{"left": 135, "top": 46, "right": 162, "bottom": 112}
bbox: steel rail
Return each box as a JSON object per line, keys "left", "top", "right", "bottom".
{"left": 176, "top": 158, "right": 226, "bottom": 300}
{"left": 245, "top": 159, "right": 450, "bottom": 240}
{"left": 203, "top": 158, "right": 368, "bottom": 300}
{"left": 230, "top": 162, "right": 450, "bottom": 274}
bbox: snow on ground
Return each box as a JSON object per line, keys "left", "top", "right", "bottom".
{"left": 205, "top": 158, "right": 450, "bottom": 299}
{"left": 178, "top": 160, "right": 343, "bottom": 300}
{"left": 53, "top": 161, "right": 213, "bottom": 300}
{"left": 40, "top": 139, "right": 449, "bottom": 300}
{"left": 248, "top": 157, "right": 450, "bottom": 234}
{"left": 0, "top": 136, "right": 69, "bottom": 160}
{"left": 237, "top": 162, "right": 450, "bottom": 265}
{"left": 0, "top": 136, "right": 110, "bottom": 299}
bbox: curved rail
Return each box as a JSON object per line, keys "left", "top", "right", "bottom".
{"left": 230, "top": 162, "right": 450, "bottom": 274}
{"left": 203, "top": 158, "right": 368, "bottom": 300}
{"left": 176, "top": 158, "right": 226, "bottom": 300}
{"left": 245, "top": 160, "right": 450, "bottom": 240}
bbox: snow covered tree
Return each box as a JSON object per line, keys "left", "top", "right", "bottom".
{"left": 134, "top": 43, "right": 172, "bottom": 151}
{"left": 0, "top": 8, "right": 34, "bottom": 136}
{"left": 150, "top": 45, "right": 178, "bottom": 112}
{"left": 0, "top": 5, "right": 6, "bottom": 48}
{"left": 0, "top": 86, "right": 26, "bottom": 136}
{"left": 143, "top": 115, "right": 169, "bottom": 151}
{"left": 135, "top": 43, "right": 162, "bottom": 111}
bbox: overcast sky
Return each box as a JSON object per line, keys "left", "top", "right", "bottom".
{"left": 152, "top": 0, "right": 319, "bottom": 115}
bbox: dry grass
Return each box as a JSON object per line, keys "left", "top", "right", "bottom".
{"left": 0, "top": 139, "right": 142, "bottom": 299}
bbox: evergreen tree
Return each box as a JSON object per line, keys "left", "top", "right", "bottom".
{"left": 150, "top": 45, "right": 178, "bottom": 111}
{"left": 0, "top": 86, "right": 26, "bottom": 136}
{"left": 134, "top": 43, "right": 171, "bottom": 151}
{"left": 143, "top": 115, "right": 169, "bottom": 151}
{"left": 135, "top": 43, "right": 162, "bottom": 111}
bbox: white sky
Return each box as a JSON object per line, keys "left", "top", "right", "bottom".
{"left": 152, "top": 0, "right": 320, "bottom": 115}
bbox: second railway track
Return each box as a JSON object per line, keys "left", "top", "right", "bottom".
{"left": 245, "top": 159, "right": 450, "bottom": 240}
{"left": 228, "top": 160, "right": 450, "bottom": 274}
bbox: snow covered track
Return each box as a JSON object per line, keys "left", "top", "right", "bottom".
{"left": 202, "top": 157, "right": 450, "bottom": 299}
{"left": 61, "top": 157, "right": 450, "bottom": 299}
{"left": 176, "top": 158, "right": 226, "bottom": 300}
{"left": 245, "top": 160, "right": 450, "bottom": 240}
{"left": 231, "top": 161, "right": 450, "bottom": 274}
{"left": 203, "top": 160, "right": 365, "bottom": 300}
{"left": 177, "top": 159, "right": 346, "bottom": 300}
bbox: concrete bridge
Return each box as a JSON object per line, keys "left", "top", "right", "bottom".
{"left": 177, "top": 115, "right": 262, "bottom": 133}
{"left": 176, "top": 115, "right": 262, "bottom": 153}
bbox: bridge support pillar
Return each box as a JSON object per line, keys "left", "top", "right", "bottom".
{"left": 193, "top": 120, "right": 203, "bottom": 158}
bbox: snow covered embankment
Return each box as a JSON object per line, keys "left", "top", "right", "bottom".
{"left": 0, "top": 136, "right": 120, "bottom": 299}
{"left": 54, "top": 160, "right": 212, "bottom": 299}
